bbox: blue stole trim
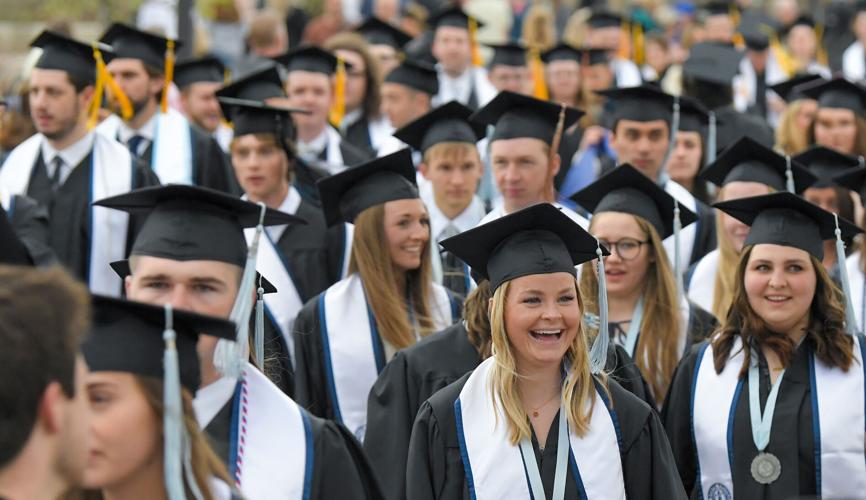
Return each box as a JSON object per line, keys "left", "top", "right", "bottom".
{"left": 691, "top": 343, "right": 709, "bottom": 500}
{"left": 568, "top": 449, "right": 589, "bottom": 500}
{"left": 84, "top": 153, "right": 96, "bottom": 285}
{"left": 6, "top": 194, "right": 15, "bottom": 218}
{"left": 339, "top": 225, "right": 350, "bottom": 276}
{"left": 727, "top": 378, "right": 745, "bottom": 472}
{"left": 808, "top": 345, "right": 822, "bottom": 493}
{"left": 187, "top": 121, "right": 197, "bottom": 183}
{"left": 454, "top": 399, "right": 478, "bottom": 500}
{"left": 449, "top": 293, "right": 461, "bottom": 323}
{"left": 301, "top": 410, "right": 314, "bottom": 500}
{"left": 367, "top": 302, "right": 385, "bottom": 373}
{"left": 317, "top": 294, "right": 344, "bottom": 422}
{"left": 463, "top": 262, "right": 472, "bottom": 293}
{"left": 264, "top": 230, "right": 307, "bottom": 302}
{"left": 517, "top": 444, "right": 536, "bottom": 500}
{"left": 228, "top": 380, "right": 243, "bottom": 483}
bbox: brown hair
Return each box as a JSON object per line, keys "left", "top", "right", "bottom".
{"left": 247, "top": 10, "right": 286, "bottom": 51}
{"left": 712, "top": 245, "right": 854, "bottom": 375}
{"left": 464, "top": 281, "right": 493, "bottom": 359}
{"left": 229, "top": 132, "right": 297, "bottom": 177}
{"left": 0, "top": 266, "right": 91, "bottom": 467}
{"left": 422, "top": 142, "right": 481, "bottom": 167}
{"left": 580, "top": 214, "right": 681, "bottom": 404}
{"left": 324, "top": 32, "right": 382, "bottom": 120}
{"left": 348, "top": 203, "right": 436, "bottom": 349}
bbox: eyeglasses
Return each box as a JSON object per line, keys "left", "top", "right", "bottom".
{"left": 597, "top": 237, "right": 648, "bottom": 261}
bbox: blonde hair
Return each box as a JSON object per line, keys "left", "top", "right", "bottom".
{"left": 422, "top": 142, "right": 481, "bottom": 166}
{"left": 488, "top": 279, "right": 599, "bottom": 445}
{"left": 348, "top": 203, "right": 436, "bottom": 349}
{"left": 521, "top": 4, "right": 557, "bottom": 51}
{"left": 579, "top": 214, "right": 681, "bottom": 404}
{"left": 775, "top": 100, "right": 810, "bottom": 155}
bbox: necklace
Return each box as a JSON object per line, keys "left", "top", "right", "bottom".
{"left": 528, "top": 392, "right": 561, "bottom": 418}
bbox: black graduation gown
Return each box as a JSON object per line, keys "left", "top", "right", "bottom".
{"left": 7, "top": 193, "right": 55, "bottom": 266}
{"left": 293, "top": 159, "right": 330, "bottom": 206}
{"left": 689, "top": 200, "right": 717, "bottom": 266}
{"left": 204, "top": 393, "right": 384, "bottom": 500}
{"left": 662, "top": 338, "right": 822, "bottom": 499}
{"left": 364, "top": 323, "right": 655, "bottom": 500}
{"left": 407, "top": 375, "right": 687, "bottom": 500}
{"left": 316, "top": 138, "right": 371, "bottom": 169}
{"left": 140, "top": 124, "right": 235, "bottom": 194}
{"left": 26, "top": 151, "right": 159, "bottom": 287}
{"left": 343, "top": 115, "right": 377, "bottom": 158}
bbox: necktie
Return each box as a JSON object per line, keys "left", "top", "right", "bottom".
{"left": 439, "top": 223, "right": 467, "bottom": 297}
{"left": 49, "top": 156, "right": 64, "bottom": 192}
{"left": 127, "top": 135, "right": 145, "bottom": 158}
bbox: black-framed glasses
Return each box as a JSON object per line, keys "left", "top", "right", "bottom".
{"left": 597, "top": 237, "right": 649, "bottom": 261}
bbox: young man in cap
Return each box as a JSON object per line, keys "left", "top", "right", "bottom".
{"left": 275, "top": 45, "right": 370, "bottom": 174}
{"left": 429, "top": 6, "right": 497, "bottom": 109}
{"left": 377, "top": 60, "right": 439, "bottom": 157}
{"left": 0, "top": 30, "right": 159, "bottom": 296}
{"left": 584, "top": 9, "right": 642, "bottom": 88}
{"left": 98, "top": 23, "right": 236, "bottom": 193}
{"left": 173, "top": 54, "right": 233, "bottom": 152}
{"left": 0, "top": 266, "right": 92, "bottom": 500}
{"left": 486, "top": 42, "right": 530, "bottom": 94}
{"left": 95, "top": 184, "right": 382, "bottom": 499}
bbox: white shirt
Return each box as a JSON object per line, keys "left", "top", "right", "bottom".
{"left": 117, "top": 112, "right": 157, "bottom": 156}
{"left": 428, "top": 195, "right": 487, "bottom": 242}
{"left": 436, "top": 66, "right": 474, "bottom": 105}
{"left": 296, "top": 127, "right": 329, "bottom": 164}
{"left": 265, "top": 186, "right": 302, "bottom": 242}
{"left": 192, "top": 375, "right": 237, "bottom": 428}
{"left": 40, "top": 131, "right": 95, "bottom": 185}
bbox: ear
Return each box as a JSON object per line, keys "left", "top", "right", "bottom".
{"left": 37, "top": 382, "right": 66, "bottom": 435}
{"left": 418, "top": 162, "right": 430, "bottom": 179}
{"left": 124, "top": 275, "right": 133, "bottom": 297}
{"left": 80, "top": 85, "right": 96, "bottom": 108}
{"left": 550, "top": 152, "right": 561, "bottom": 177}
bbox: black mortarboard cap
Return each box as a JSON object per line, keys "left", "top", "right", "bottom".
{"left": 594, "top": 84, "right": 674, "bottom": 125}
{"left": 470, "top": 91, "right": 584, "bottom": 143}
{"left": 587, "top": 10, "right": 624, "bottom": 29}
{"left": 108, "top": 259, "right": 278, "bottom": 294}
{"left": 82, "top": 295, "right": 235, "bottom": 392}
{"left": 856, "top": 0, "right": 866, "bottom": 13}
{"left": 273, "top": 45, "right": 345, "bottom": 75}
{"left": 31, "top": 30, "right": 101, "bottom": 85}
{"left": 93, "top": 185, "right": 304, "bottom": 267}
{"left": 173, "top": 55, "right": 225, "bottom": 89}
{"left": 440, "top": 203, "right": 606, "bottom": 291}
{"left": 713, "top": 191, "right": 861, "bottom": 259}
{"left": 216, "top": 65, "right": 285, "bottom": 101}
{"left": 99, "top": 23, "right": 179, "bottom": 69}
{"left": 541, "top": 43, "right": 580, "bottom": 64}
{"left": 0, "top": 204, "right": 32, "bottom": 266}
{"left": 793, "top": 146, "right": 862, "bottom": 188}
{"left": 571, "top": 164, "right": 698, "bottom": 239}
{"left": 317, "top": 148, "right": 419, "bottom": 226}
{"left": 383, "top": 60, "right": 439, "bottom": 95}
{"left": 832, "top": 164, "right": 866, "bottom": 201}
{"left": 742, "top": 29, "right": 770, "bottom": 51}
{"left": 487, "top": 42, "right": 527, "bottom": 68}
{"left": 703, "top": 1, "right": 734, "bottom": 16}
{"left": 357, "top": 17, "right": 412, "bottom": 49}
{"left": 768, "top": 73, "right": 824, "bottom": 102}
{"left": 393, "top": 100, "right": 485, "bottom": 153}
{"left": 798, "top": 77, "right": 866, "bottom": 115}
{"left": 683, "top": 42, "right": 742, "bottom": 86}
{"left": 218, "top": 97, "right": 309, "bottom": 138}
{"left": 779, "top": 15, "right": 816, "bottom": 38}
{"left": 678, "top": 95, "right": 714, "bottom": 133}
{"left": 699, "top": 136, "right": 816, "bottom": 191}
{"left": 429, "top": 6, "right": 485, "bottom": 30}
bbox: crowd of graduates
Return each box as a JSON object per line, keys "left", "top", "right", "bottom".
{"left": 5, "top": 1, "right": 866, "bottom": 499}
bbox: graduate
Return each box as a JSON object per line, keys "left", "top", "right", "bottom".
{"left": 663, "top": 192, "right": 865, "bottom": 499}
{"left": 583, "top": 9, "right": 643, "bottom": 88}
{"left": 95, "top": 185, "right": 382, "bottom": 499}
{"left": 98, "top": 23, "right": 235, "bottom": 193}
{"left": 801, "top": 77, "right": 866, "bottom": 158}
{"left": 688, "top": 137, "right": 817, "bottom": 319}
{"left": 0, "top": 30, "right": 159, "bottom": 296}
{"left": 485, "top": 42, "right": 530, "bottom": 94}
{"left": 79, "top": 295, "right": 236, "bottom": 499}
{"left": 0, "top": 188, "right": 53, "bottom": 266}
{"left": 767, "top": 73, "right": 822, "bottom": 155}
{"left": 356, "top": 16, "right": 413, "bottom": 80}
{"left": 392, "top": 101, "right": 486, "bottom": 296}
{"left": 664, "top": 96, "right": 714, "bottom": 205}
{"left": 429, "top": 6, "right": 497, "bottom": 110}
{"left": 293, "top": 150, "right": 461, "bottom": 441}
{"left": 407, "top": 203, "right": 686, "bottom": 499}
{"left": 173, "top": 54, "right": 233, "bottom": 152}
{"left": 377, "top": 60, "right": 439, "bottom": 157}
{"left": 596, "top": 84, "right": 717, "bottom": 271}
{"left": 274, "top": 45, "right": 370, "bottom": 174}
{"left": 573, "top": 165, "right": 718, "bottom": 407}
{"left": 835, "top": 166, "right": 866, "bottom": 333}
{"left": 219, "top": 97, "right": 351, "bottom": 388}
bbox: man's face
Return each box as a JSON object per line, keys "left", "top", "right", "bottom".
{"left": 746, "top": 49, "right": 769, "bottom": 72}
{"left": 369, "top": 44, "right": 399, "bottom": 78}
{"left": 586, "top": 27, "right": 621, "bottom": 52}
{"left": 581, "top": 63, "right": 614, "bottom": 94}
{"left": 380, "top": 83, "right": 430, "bottom": 128}
{"left": 610, "top": 119, "right": 670, "bottom": 181}
{"left": 703, "top": 14, "right": 735, "bottom": 43}
{"left": 420, "top": 146, "right": 483, "bottom": 213}
{"left": 106, "top": 58, "right": 162, "bottom": 116}
{"left": 490, "top": 137, "right": 559, "bottom": 212}
{"left": 54, "top": 357, "right": 91, "bottom": 487}
{"left": 28, "top": 68, "right": 89, "bottom": 141}
{"left": 488, "top": 65, "right": 529, "bottom": 94}
{"left": 432, "top": 26, "right": 471, "bottom": 75}
{"left": 180, "top": 82, "right": 223, "bottom": 133}
{"left": 285, "top": 71, "right": 333, "bottom": 131}
{"left": 230, "top": 134, "right": 289, "bottom": 202}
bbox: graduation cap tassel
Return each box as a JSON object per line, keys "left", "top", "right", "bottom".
{"left": 588, "top": 242, "right": 609, "bottom": 375}
{"left": 706, "top": 111, "right": 717, "bottom": 165}
{"left": 785, "top": 155, "right": 795, "bottom": 194}
{"left": 617, "top": 21, "right": 631, "bottom": 61}
{"left": 161, "top": 39, "right": 176, "bottom": 114}
{"left": 182, "top": 432, "right": 205, "bottom": 500}
{"left": 469, "top": 17, "right": 483, "bottom": 67}
{"left": 254, "top": 283, "right": 265, "bottom": 369}
{"left": 834, "top": 213, "right": 859, "bottom": 335}
{"left": 632, "top": 22, "right": 644, "bottom": 66}
{"left": 673, "top": 201, "right": 685, "bottom": 306}
{"left": 529, "top": 47, "right": 549, "bottom": 100}
{"left": 547, "top": 105, "right": 567, "bottom": 202}
{"left": 91, "top": 44, "right": 133, "bottom": 123}
{"left": 662, "top": 96, "right": 680, "bottom": 173}
{"left": 328, "top": 56, "right": 346, "bottom": 128}
{"left": 162, "top": 304, "right": 187, "bottom": 500}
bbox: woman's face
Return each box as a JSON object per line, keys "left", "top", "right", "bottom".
{"left": 383, "top": 198, "right": 430, "bottom": 273}
{"left": 744, "top": 244, "right": 816, "bottom": 334}
{"left": 335, "top": 49, "right": 367, "bottom": 113}
{"left": 804, "top": 186, "right": 840, "bottom": 214}
{"left": 502, "top": 272, "right": 581, "bottom": 370}
{"left": 720, "top": 182, "right": 771, "bottom": 252}
{"left": 590, "top": 212, "right": 653, "bottom": 300}
{"left": 545, "top": 60, "right": 580, "bottom": 104}
{"left": 83, "top": 372, "right": 160, "bottom": 490}
{"left": 666, "top": 131, "right": 703, "bottom": 187}
{"left": 813, "top": 107, "right": 858, "bottom": 155}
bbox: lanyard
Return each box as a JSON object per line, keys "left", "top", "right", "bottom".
{"left": 623, "top": 296, "right": 645, "bottom": 358}
{"left": 519, "top": 407, "right": 569, "bottom": 500}
{"left": 748, "top": 351, "right": 786, "bottom": 451}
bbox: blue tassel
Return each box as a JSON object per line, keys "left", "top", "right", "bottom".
{"left": 162, "top": 304, "right": 187, "bottom": 500}
{"left": 834, "top": 214, "right": 859, "bottom": 335}
{"left": 673, "top": 201, "right": 684, "bottom": 306}
{"left": 255, "top": 282, "right": 265, "bottom": 368}
{"left": 706, "top": 111, "right": 717, "bottom": 165}
{"left": 785, "top": 155, "right": 795, "bottom": 194}
{"left": 588, "top": 242, "right": 609, "bottom": 374}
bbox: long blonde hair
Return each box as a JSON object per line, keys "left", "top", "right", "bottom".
{"left": 579, "top": 214, "right": 681, "bottom": 404}
{"left": 348, "top": 203, "right": 436, "bottom": 349}
{"left": 488, "top": 279, "right": 600, "bottom": 445}
{"left": 775, "top": 100, "right": 811, "bottom": 155}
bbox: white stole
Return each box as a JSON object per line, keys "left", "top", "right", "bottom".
{"left": 692, "top": 337, "right": 866, "bottom": 498}
{"left": 0, "top": 186, "right": 11, "bottom": 212}
{"left": 455, "top": 357, "right": 626, "bottom": 499}
{"left": 846, "top": 251, "right": 864, "bottom": 333}
{"left": 0, "top": 133, "right": 131, "bottom": 296}
{"left": 97, "top": 109, "right": 194, "bottom": 185}
{"left": 844, "top": 42, "right": 866, "bottom": 83}
{"left": 319, "top": 273, "right": 453, "bottom": 440}
{"left": 663, "top": 180, "right": 699, "bottom": 275}
{"left": 323, "top": 127, "right": 347, "bottom": 175}
{"left": 687, "top": 249, "right": 719, "bottom": 315}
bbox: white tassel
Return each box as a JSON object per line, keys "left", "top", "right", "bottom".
{"left": 588, "top": 242, "right": 609, "bottom": 374}
{"left": 673, "top": 201, "right": 684, "bottom": 306}
{"left": 706, "top": 111, "right": 717, "bottom": 164}
{"left": 162, "top": 304, "right": 187, "bottom": 500}
{"left": 785, "top": 155, "right": 795, "bottom": 194}
{"left": 661, "top": 96, "right": 680, "bottom": 174}
{"left": 834, "top": 213, "right": 859, "bottom": 335}
{"left": 254, "top": 282, "right": 265, "bottom": 369}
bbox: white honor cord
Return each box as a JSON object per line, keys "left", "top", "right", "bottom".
{"left": 518, "top": 406, "right": 569, "bottom": 500}
{"left": 748, "top": 351, "right": 786, "bottom": 451}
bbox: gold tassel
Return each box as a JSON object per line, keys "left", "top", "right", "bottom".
{"left": 547, "top": 104, "right": 566, "bottom": 202}
{"left": 632, "top": 22, "right": 644, "bottom": 66}
{"left": 815, "top": 23, "right": 828, "bottom": 68}
{"left": 328, "top": 56, "right": 346, "bottom": 127}
{"left": 729, "top": 4, "right": 741, "bottom": 26}
{"left": 529, "top": 47, "right": 548, "bottom": 100}
{"left": 91, "top": 44, "right": 133, "bottom": 125}
{"left": 161, "top": 39, "right": 175, "bottom": 114}
{"left": 732, "top": 32, "right": 745, "bottom": 49}
{"left": 769, "top": 32, "right": 796, "bottom": 78}
{"left": 617, "top": 21, "right": 631, "bottom": 60}
{"left": 469, "top": 17, "right": 483, "bottom": 67}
